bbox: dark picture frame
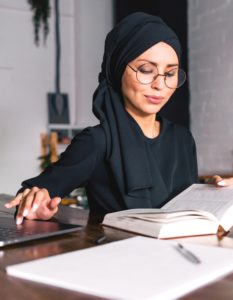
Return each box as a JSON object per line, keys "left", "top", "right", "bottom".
{"left": 47, "top": 93, "right": 70, "bottom": 124}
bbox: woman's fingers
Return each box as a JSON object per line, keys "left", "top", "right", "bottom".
{"left": 35, "top": 196, "right": 61, "bottom": 220}
{"left": 212, "top": 175, "right": 225, "bottom": 186}
{"left": 13, "top": 189, "right": 30, "bottom": 224}
{"left": 212, "top": 175, "right": 233, "bottom": 187}
{"left": 30, "top": 188, "right": 50, "bottom": 213}
{"left": 17, "top": 188, "right": 51, "bottom": 224}
{"left": 219, "top": 177, "right": 233, "bottom": 186}
{"left": 4, "top": 189, "right": 30, "bottom": 209}
{"left": 19, "top": 187, "right": 40, "bottom": 218}
{"left": 48, "top": 197, "right": 61, "bottom": 210}
{"left": 5, "top": 187, "right": 61, "bottom": 224}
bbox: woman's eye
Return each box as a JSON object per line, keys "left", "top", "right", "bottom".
{"left": 165, "top": 69, "right": 177, "bottom": 77}
{"left": 138, "top": 66, "right": 154, "bottom": 74}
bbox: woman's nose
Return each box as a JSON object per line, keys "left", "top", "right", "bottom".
{"left": 151, "top": 74, "right": 165, "bottom": 90}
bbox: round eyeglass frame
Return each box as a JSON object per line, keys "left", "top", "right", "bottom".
{"left": 128, "top": 64, "right": 186, "bottom": 89}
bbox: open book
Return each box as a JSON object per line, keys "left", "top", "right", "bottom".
{"left": 102, "top": 184, "right": 233, "bottom": 239}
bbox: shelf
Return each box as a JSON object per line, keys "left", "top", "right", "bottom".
{"left": 47, "top": 124, "right": 86, "bottom": 144}
{"left": 48, "top": 124, "right": 86, "bottom": 130}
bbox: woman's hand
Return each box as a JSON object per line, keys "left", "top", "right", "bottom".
{"left": 4, "top": 187, "right": 61, "bottom": 225}
{"left": 212, "top": 175, "right": 233, "bottom": 187}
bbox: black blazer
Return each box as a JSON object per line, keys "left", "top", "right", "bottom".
{"left": 21, "top": 118, "right": 198, "bottom": 215}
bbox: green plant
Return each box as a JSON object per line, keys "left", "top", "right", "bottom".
{"left": 27, "top": 0, "right": 51, "bottom": 46}
{"left": 38, "top": 152, "right": 52, "bottom": 170}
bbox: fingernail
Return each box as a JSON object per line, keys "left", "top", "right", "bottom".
{"left": 4, "top": 203, "right": 10, "bottom": 208}
{"left": 16, "top": 217, "right": 22, "bottom": 225}
{"left": 217, "top": 180, "right": 226, "bottom": 186}
{"left": 32, "top": 203, "right": 38, "bottom": 212}
{"left": 23, "top": 209, "right": 28, "bottom": 217}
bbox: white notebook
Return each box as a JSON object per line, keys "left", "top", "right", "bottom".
{"left": 6, "top": 236, "right": 233, "bottom": 300}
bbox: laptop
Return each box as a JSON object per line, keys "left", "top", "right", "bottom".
{"left": 0, "top": 195, "right": 82, "bottom": 247}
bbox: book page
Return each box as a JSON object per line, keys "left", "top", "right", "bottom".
{"left": 108, "top": 208, "right": 216, "bottom": 220}
{"left": 127, "top": 210, "right": 218, "bottom": 223}
{"left": 163, "top": 184, "right": 233, "bottom": 220}
{"left": 127, "top": 210, "right": 208, "bottom": 219}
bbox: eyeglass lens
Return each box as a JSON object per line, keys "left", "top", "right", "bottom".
{"left": 136, "top": 63, "right": 186, "bottom": 89}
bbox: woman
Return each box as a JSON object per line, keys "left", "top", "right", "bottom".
{"left": 5, "top": 12, "right": 231, "bottom": 224}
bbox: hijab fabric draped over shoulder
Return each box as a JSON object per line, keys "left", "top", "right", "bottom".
{"left": 92, "top": 12, "right": 181, "bottom": 208}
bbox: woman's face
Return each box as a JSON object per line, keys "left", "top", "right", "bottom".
{"left": 121, "top": 42, "right": 179, "bottom": 118}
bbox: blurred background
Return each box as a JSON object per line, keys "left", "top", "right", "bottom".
{"left": 1, "top": 0, "right": 233, "bottom": 195}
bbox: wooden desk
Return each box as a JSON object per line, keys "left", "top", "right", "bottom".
{"left": 1, "top": 195, "right": 233, "bottom": 300}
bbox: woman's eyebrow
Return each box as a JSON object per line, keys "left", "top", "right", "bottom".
{"left": 136, "top": 59, "right": 178, "bottom": 67}
{"left": 167, "top": 63, "right": 179, "bottom": 67}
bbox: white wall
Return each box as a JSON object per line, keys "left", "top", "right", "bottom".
{"left": 74, "top": 0, "right": 113, "bottom": 127}
{"left": 0, "top": 0, "right": 113, "bottom": 194}
{"left": 189, "top": 0, "right": 233, "bottom": 176}
{"left": 4, "top": 0, "right": 233, "bottom": 192}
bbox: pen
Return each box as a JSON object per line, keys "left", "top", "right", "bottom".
{"left": 175, "top": 243, "right": 201, "bottom": 265}
{"left": 95, "top": 235, "right": 107, "bottom": 245}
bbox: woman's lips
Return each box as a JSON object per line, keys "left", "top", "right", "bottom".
{"left": 145, "top": 95, "right": 164, "bottom": 104}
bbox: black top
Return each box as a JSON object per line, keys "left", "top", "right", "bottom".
{"left": 21, "top": 117, "right": 198, "bottom": 215}
{"left": 92, "top": 12, "right": 182, "bottom": 203}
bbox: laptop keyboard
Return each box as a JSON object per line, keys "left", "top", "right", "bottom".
{"left": 0, "top": 216, "right": 82, "bottom": 247}
{"left": 0, "top": 227, "right": 34, "bottom": 240}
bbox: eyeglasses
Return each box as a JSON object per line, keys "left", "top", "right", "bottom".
{"left": 128, "top": 63, "right": 186, "bottom": 89}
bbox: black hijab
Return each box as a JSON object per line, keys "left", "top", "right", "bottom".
{"left": 92, "top": 12, "right": 181, "bottom": 207}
